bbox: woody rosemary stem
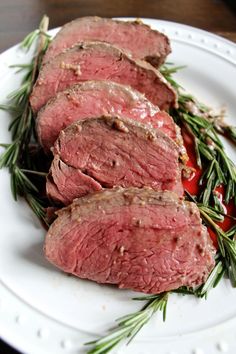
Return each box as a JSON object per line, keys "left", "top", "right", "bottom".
{"left": 31, "top": 15, "right": 49, "bottom": 86}
{"left": 0, "top": 15, "right": 50, "bottom": 222}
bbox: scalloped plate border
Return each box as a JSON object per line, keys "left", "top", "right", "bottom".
{"left": 0, "top": 18, "right": 236, "bottom": 354}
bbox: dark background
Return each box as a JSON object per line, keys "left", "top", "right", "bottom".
{"left": 0, "top": 0, "right": 236, "bottom": 353}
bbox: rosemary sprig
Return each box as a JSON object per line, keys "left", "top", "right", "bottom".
{"left": 185, "top": 189, "right": 236, "bottom": 288}
{"left": 216, "top": 124, "right": 236, "bottom": 144}
{"left": 161, "top": 64, "right": 236, "bottom": 207}
{"left": 200, "top": 207, "right": 236, "bottom": 287}
{"left": 21, "top": 24, "right": 51, "bottom": 52}
{"left": 85, "top": 293, "right": 168, "bottom": 354}
{"left": 160, "top": 63, "right": 185, "bottom": 89}
{"left": 196, "top": 259, "right": 225, "bottom": 297}
{"left": 0, "top": 15, "right": 51, "bottom": 223}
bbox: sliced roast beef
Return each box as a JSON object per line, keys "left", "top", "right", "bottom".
{"left": 37, "top": 81, "right": 178, "bottom": 152}
{"left": 30, "top": 41, "right": 177, "bottom": 112}
{"left": 44, "top": 187, "right": 216, "bottom": 294}
{"left": 43, "top": 17, "right": 171, "bottom": 67}
{"left": 46, "top": 116, "right": 183, "bottom": 205}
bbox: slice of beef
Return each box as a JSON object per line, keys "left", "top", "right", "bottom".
{"left": 44, "top": 187, "right": 216, "bottom": 294}
{"left": 46, "top": 116, "right": 183, "bottom": 205}
{"left": 43, "top": 17, "right": 171, "bottom": 67}
{"left": 36, "top": 81, "right": 178, "bottom": 153}
{"left": 30, "top": 41, "right": 177, "bottom": 113}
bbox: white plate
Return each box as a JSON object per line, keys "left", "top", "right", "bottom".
{"left": 0, "top": 18, "right": 236, "bottom": 354}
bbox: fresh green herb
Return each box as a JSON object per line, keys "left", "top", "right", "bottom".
{"left": 21, "top": 24, "right": 51, "bottom": 52}
{"left": 179, "top": 110, "right": 235, "bottom": 205}
{"left": 0, "top": 15, "right": 50, "bottom": 223}
{"left": 85, "top": 293, "right": 168, "bottom": 354}
{"left": 184, "top": 189, "right": 236, "bottom": 288}
{"left": 161, "top": 64, "right": 236, "bottom": 207}
{"left": 199, "top": 206, "right": 236, "bottom": 287}
{"left": 206, "top": 112, "right": 236, "bottom": 145}
{"left": 160, "top": 63, "right": 185, "bottom": 89}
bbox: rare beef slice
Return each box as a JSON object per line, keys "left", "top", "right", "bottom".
{"left": 30, "top": 41, "right": 177, "bottom": 112}
{"left": 46, "top": 115, "right": 183, "bottom": 205}
{"left": 43, "top": 16, "right": 171, "bottom": 67}
{"left": 37, "top": 81, "right": 178, "bottom": 152}
{"left": 44, "top": 187, "right": 216, "bottom": 294}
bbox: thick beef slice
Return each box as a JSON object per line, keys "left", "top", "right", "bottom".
{"left": 36, "top": 81, "right": 178, "bottom": 152}
{"left": 30, "top": 41, "right": 177, "bottom": 112}
{"left": 46, "top": 116, "right": 183, "bottom": 205}
{"left": 44, "top": 187, "right": 216, "bottom": 294}
{"left": 43, "top": 17, "right": 171, "bottom": 67}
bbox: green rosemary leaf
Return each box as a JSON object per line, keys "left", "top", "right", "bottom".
{"left": 173, "top": 287, "right": 196, "bottom": 296}
{"left": 8, "top": 113, "right": 23, "bottom": 140}
{"left": 9, "top": 63, "right": 34, "bottom": 73}
{"left": 198, "top": 260, "right": 225, "bottom": 298}
{"left": 20, "top": 30, "right": 39, "bottom": 51}
{"left": 225, "top": 179, "right": 234, "bottom": 204}
{"left": 218, "top": 233, "right": 226, "bottom": 257}
{"left": 198, "top": 204, "right": 224, "bottom": 222}
{"left": 224, "top": 125, "right": 236, "bottom": 143}
{"left": 0, "top": 143, "right": 9, "bottom": 148}
{"left": 197, "top": 141, "right": 215, "bottom": 161}
{"left": 219, "top": 148, "right": 236, "bottom": 180}
{"left": 0, "top": 104, "right": 22, "bottom": 113}
{"left": 194, "top": 138, "right": 202, "bottom": 168}
{"left": 214, "top": 160, "right": 226, "bottom": 184}
{"left": 10, "top": 169, "right": 18, "bottom": 200}
{"left": 26, "top": 193, "right": 47, "bottom": 223}
{"left": 0, "top": 141, "right": 19, "bottom": 168}
{"left": 202, "top": 170, "right": 215, "bottom": 206}
{"left": 206, "top": 160, "right": 215, "bottom": 179}
{"left": 16, "top": 167, "right": 39, "bottom": 193}
{"left": 226, "top": 225, "right": 236, "bottom": 238}
{"left": 160, "top": 64, "right": 186, "bottom": 76}
{"left": 221, "top": 235, "right": 236, "bottom": 287}
{"left": 7, "top": 81, "right": 30, "bottom": 101}
{"left": 213, "top": 122, "right": 236, "bottom": 145}
{"left": 132, "top": 294, "right": 164, "bottom": 301}
{"left": 20, "top": 168, "right": 47, "bottom": 176}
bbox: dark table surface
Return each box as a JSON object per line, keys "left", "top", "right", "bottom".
{"left": 0, "top": 0, "right": 236, "bottom": 353}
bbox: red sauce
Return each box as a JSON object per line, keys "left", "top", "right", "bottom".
{"left": 181, "top": 129, "right": 235, "bottom": 245}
